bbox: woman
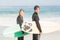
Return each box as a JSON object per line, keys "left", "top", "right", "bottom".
{"left": 17, "top": 9, "right": 24, "bottom": 40}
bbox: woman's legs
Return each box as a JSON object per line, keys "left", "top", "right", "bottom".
{"left": 18, "top": 31, "right": 24, "bottom": 40}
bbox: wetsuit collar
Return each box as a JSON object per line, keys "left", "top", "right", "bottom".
{"left": 34, "top": 12, "right": 38, "bottom": 14}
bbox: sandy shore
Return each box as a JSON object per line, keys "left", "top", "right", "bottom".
{"left": 0, "top": 14, "right": 60, "bottom": 40}
{"left": 0, "top": 26, "right": 60, "bottom": 40}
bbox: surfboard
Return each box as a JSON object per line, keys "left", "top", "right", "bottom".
{"left": 3, "top": 24, "right": 28, "bottom": 38}
{"left": 22, "top": 21, "right": 60, "bottom": 34}
{"left": 22, "top": 21, "right": 40, "bottom": 34}
{"left": 3, "top": 21, "right": 60, "bottom": 38}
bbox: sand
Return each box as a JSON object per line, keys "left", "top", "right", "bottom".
{"left": 0, "top": 14, "right": 60, "bottom": 40}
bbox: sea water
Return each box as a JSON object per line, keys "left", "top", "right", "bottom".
{"left": 0, "top": 6, "right": 60, "bottom": 25}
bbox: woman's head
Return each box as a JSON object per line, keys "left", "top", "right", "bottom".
{"left": 19, "top": 9, "right": 24, "bottom": 16}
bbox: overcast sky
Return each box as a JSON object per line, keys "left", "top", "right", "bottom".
{"left": 0, "top": 0, "right": 60, "bottom": 7}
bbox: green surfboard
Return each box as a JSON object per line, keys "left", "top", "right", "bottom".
{"left": 3, "top": 24, "right": 29, "bottom": 38}
{"left": 15, "top": 31, "right": 28, "bottom": 37}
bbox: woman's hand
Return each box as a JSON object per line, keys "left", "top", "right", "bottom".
{"left": 22, "top": 34, "right": 24, "bottom": 37}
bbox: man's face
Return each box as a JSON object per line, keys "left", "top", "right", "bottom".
{"left": 35, "top": 8, "right": 40, "bottom": 13}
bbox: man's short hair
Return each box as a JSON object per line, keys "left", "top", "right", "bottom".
{"left": 34, "top": 5, "right": 40, "bottom": 10}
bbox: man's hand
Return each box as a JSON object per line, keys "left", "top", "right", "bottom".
{"left": 39, "top": 32, "right": 42, "bottom": 35}
{"left": 40, "top": 32, "right": 42, "bottom": 35}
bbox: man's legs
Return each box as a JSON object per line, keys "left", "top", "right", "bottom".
{"left": 38, "top": 34, "right": 40, "bottom": 40}
{"left": 33, "top": 34, "right": 40, "bottom": 40}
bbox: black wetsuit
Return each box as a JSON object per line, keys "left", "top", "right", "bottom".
{"left": 32, "top": 12, "right": 42, "bottom": 40}
{"left": 17, "top": 15, "right": 24, "bottom": 40}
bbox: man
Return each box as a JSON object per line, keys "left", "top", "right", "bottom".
{"left": 32, "top": 5, "right": 42, "bottom": 40}
{"left": 17, "top": 9, "right": 24, "bottom": 40}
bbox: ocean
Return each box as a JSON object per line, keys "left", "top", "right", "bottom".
{"left": 0, "top": 6, "right": 60, "bottom": 17}
{"left": 0, "top": 6, "right": 60, "bottom": 40}
{"left": 0, "top": 6, "right": 60, "bottom": 25}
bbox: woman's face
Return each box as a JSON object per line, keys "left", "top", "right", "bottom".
{"left": 19, "top": 11, "right": 24, "bottom": 16}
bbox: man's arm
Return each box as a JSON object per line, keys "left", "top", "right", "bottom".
{"left": 34, "top": 15, "right": 42, "bottom": 32}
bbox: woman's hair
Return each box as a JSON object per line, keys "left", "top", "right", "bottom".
{"left": 19, "top": 9, "right": 24, "bottom": 13}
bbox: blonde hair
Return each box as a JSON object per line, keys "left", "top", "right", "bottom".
{"left": 19, "top": 9, "right": 24, "bottom": 13}
{"left": 19, "top": 9, "right": 24, "bottom": 15}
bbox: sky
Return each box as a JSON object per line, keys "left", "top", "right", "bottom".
{"left": 0, "top": 0, "right": 60, "bottom": 7}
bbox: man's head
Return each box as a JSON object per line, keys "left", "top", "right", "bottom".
{"left": 19, "top": 9, "right": 24, "bottom": 16}
{"left": 34, "top": 5, "right": 40, "bottom": 13}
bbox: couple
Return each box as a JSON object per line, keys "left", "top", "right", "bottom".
{"left": 17, "top": 5, "right": 42, "bottom": 40}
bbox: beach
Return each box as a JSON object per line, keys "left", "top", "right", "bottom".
{"left": 0, "top": 14, "right": 60, "bottom": 40}
{"left": 0, "top": 26, "right": 60, "bottom": 40}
